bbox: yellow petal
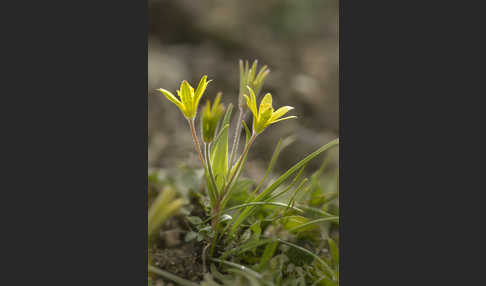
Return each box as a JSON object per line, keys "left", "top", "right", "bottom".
{"left": 254, "top": 65, "right": 269, "bottom": 83}
{"left": 258, "top": 93, "right": 273, "bottom": 118}
{"left": 248, "top": 60, "right": 258, "bottom": 82}
{"left": 270, "top": 116, "right": 297, "bottom": 124}
{"left": 212, "top": 92, "right": 222, "bottom": 113}
{"left": 260, "top": 105, "right": 273, "bottom": 123}
{"left": 180, "top": 80, "right": 192, "bottom": 106}
{"left": 255, "top": 106, "right": 273, "bottom": 134}
{"left": 270, "top": 106, "right": 294, "bottom": 122}
{"left": 158, "top": 88, "right": 185, "bottom": 112}
{"left": 260, "top": 93, "right": 273, "bottom": 107}
{"left": 246, "top": 87, "right": 258, "bottom": 117}
{"left": 204, "top": 100, "right": 211, "bottom": 113}
{"left": 194, "top": 75, "right": 211, "bottom": 112}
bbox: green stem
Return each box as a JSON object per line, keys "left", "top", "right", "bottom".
{"left": 205, "top": 142, "right": 222, "bottom": 230}
{"left": 205, "top": 143, "right": 219, "bottom": 196}
{"left": 213, "top": 133, "right": 256, "bottom": 238}
{"left": 229, "top": 108, "right": 246, "bottom": 167}
{"left": 221, "top": 132, "right": 256, "bottom": 202}
{"left": 188, "top": 118, "right": 205, "bottom": 168}
{"left": 209, "top": 232, "right": 218, "bottom": 257}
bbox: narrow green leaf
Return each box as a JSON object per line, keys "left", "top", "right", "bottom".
{"left": 204, "top": 168, "right": 218, "bottom": 205}
{"left": 281, "top": 215, "right": 312, "bottom": 232}
{"left": 258, "top": 139, "right": 339, "bottom": 201}
{"left": 211, "top": 124, "right": 229, "bottom": 158}
{"left": 219, "top": 238, "right": 274, "bottom": 261}
{"left": 210, "top": 258, "right": 262, "bottom": 279}
{"left": 266, "top": 164, "right": 307, "bottom": 200}
{"left": 296, "top": 205, "right": 335, "bottom": 217}
{"left": 328, "top": 238, "right": 339, "bottom": 267}
{"left": 229, "top": 139, "right": 339, "bottom": 236}
{"left": 322, "top": 192, "right": 338, "bottom": 205}
{"left": 313, "top": 276, "right": 338, "bottom": 286}
{"left": 225, "top": 120, "right": 251, "bottom": 180}
{"left": 284, "top": 178, "right": 309, "bottom": 215}
{"left": 242, "top": 120, "right": 251, "bottom": 145}
{"left": 211, "top": 124, "right": 229, "bottom": 190}
{"left": 222, "top": 103, "right": 233, "bottom": 127}
{"left": 227, "top": 269, "right": 261, "bottom": 286}
{"left": 220, "top": 124, "right": 252, "bottom": 211}
{"left": 209, "top": 263, "right": 227, "bottom": 282}
{"left": 148, "top": 188, "right": 184, "bottom": 237}
{"left": 148, "top": 265, "right": 199, "bottom": 286}
{"left": 249, "top": 60, "right": 258, "bottom": 82}
{"left": 258, "top": 241, "right": 279, "bottom": 271}
{"left": 288, "top": 217, "right": 339, "bottom": 233}
{"left": 208, "top": 103, "right": 232, "bottom": 183}
{"left": 224, "top": 202, "right": 304, "bottom": 214}
{"left": 254, "top": 138, "right": 283, "bottom": 194}
{"left": 205, "top": 201, "right": 304, "bottom": 225}
{"left": 276, "top": 239, "right": 335, "bottom": 280}
{"left": 250, "top": 220, "right": 262, "bottom": 241}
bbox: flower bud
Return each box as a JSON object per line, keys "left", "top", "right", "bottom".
{"left": 201, "top": 92, "right": 225, "bottom": 143}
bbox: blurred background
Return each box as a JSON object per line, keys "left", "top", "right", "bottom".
{"left": 148, "top": 0, "right": 339, "bottom": 179}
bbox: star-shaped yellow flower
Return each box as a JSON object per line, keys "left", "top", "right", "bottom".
{"left": 243, "top": 87, "right": 296, "bottom": 134}
{"left": 157, "top": 75, "right": 211, "bottom": 119}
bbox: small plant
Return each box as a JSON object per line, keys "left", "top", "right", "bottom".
{"left": 147, "top": 186, "right": 185, "bottom": 284}
{"left": 148, "top": 187, "right": 184, "bottom": 239}
{"left": 150, "top": 60, "right": 339, "bottom": 285}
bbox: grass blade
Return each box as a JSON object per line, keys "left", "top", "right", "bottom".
{"left": 257, "top": 139, "right": 339, "bottom": 201}
{"left": 277, "top": 239, "right": 336, "bottom": 280}
{"left": 221, "top": 103, "right": 233, "bottom": 128}
{"left": 210, "top": 258, "right": 262, "bottom": 279}
{"left": 284, "top": 178, "right": 309, "bottom": 215}
{"left": 227, "top": 269, "right": 261, "bottom": 286}
{"left": 148, "top": 265, "right": 199, "bottom": 286}
{"left": 221, "top": 238, "right": 275, "bottom": 260}
{"left": 295, "top": 205, "right": 335, "bottom": 217}
{"left": 328, "top": 238, "right": 339, "bottom": 267}
{"left": 253, "top": 139, "right": 283, "bottom": 194}
{"left": 266, "top": 164, "right": 307, "bottom": 200}
{"left": 204, "top": 201, "right": 304, "bottom": 224}
{"left": 224, "top": 201, "right": 304, "bottom": 214}
{"left": 229, "top": 139, "right": 339, "bottom": 236}
{"left": 148, "top": 188, "right": 184, "bottom": 237}
{"left": 288, "top": 216, "right": 339, "bottom": 232}
{"left": 257, "top": 241, "right": 279, "bottom": 271}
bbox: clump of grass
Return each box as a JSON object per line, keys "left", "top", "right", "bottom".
{"left": 148, "top": 187, "right": 184, "bottom": 238}
{"left": 150, "top": 60, "right": 339, "bottom": 286}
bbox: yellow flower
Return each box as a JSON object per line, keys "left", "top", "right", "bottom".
{"left": 239, "top": 60, "right": 270, "bottom": 106}
{"left": 243, "top": 87, "right": 296, "bottom": 134}
{"left": 157, "top": 75, "right": 211, "bottom": 119}
{"left": 201, "top": 92, "right": 225, "bottom": 143}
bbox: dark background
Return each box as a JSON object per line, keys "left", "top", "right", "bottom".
{"left": 2, "top": 0, "right": 473, "bottom": 285}
{"left": 148, "top": 0, "right": 339, "bottom": 178}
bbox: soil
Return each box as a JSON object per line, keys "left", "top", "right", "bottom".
{"left": 150, "top": 240, "right": 203, "bottom": 283}
{"left": 149, "top": 200, "right": 206, "bottom": 284}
